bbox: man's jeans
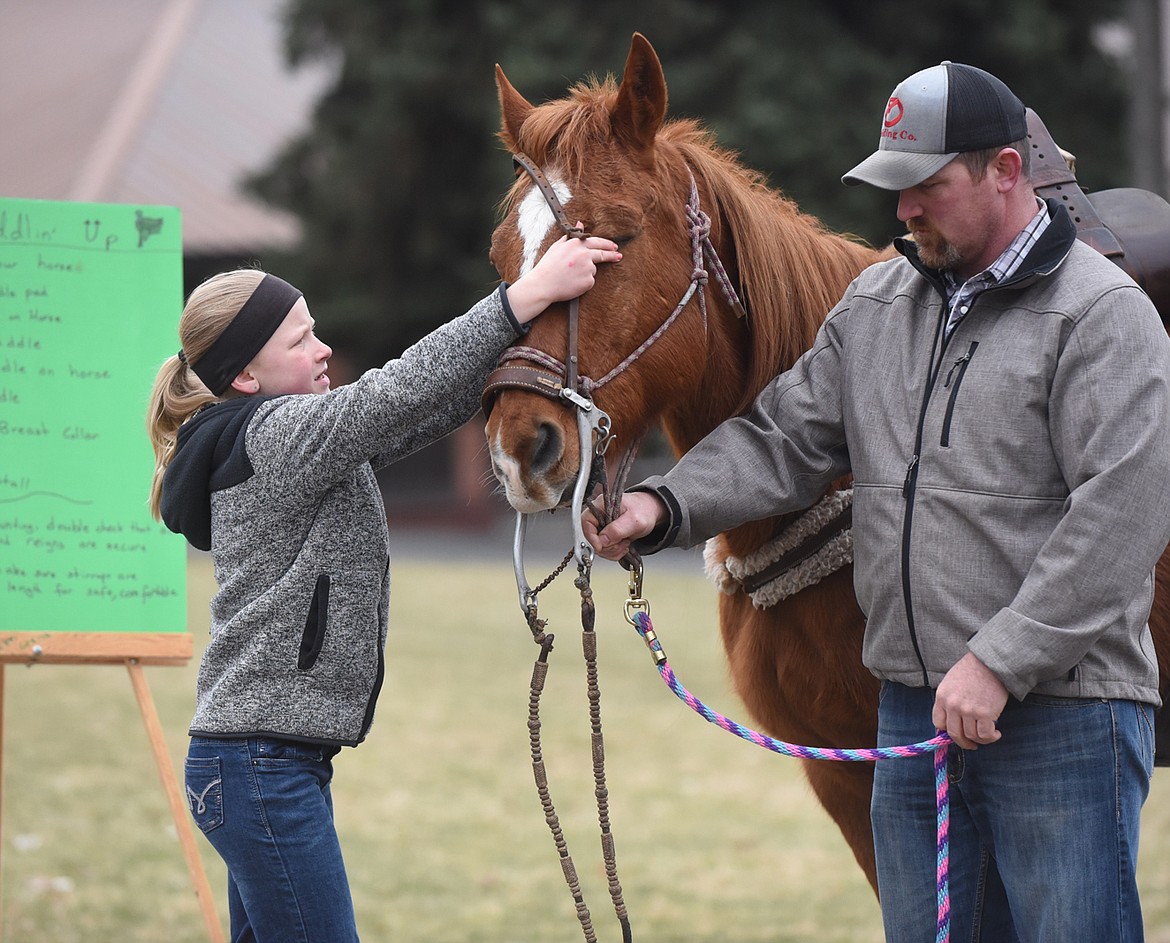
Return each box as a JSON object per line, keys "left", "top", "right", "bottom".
{"left": 185, "top": 736, "right": 360, "bottom": 943}
{"left": 872, "top": 682, "right": 1154, "bottom": 942}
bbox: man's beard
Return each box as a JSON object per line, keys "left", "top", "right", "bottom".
{"left": 907, "top": 222, "right": 962, "bottom": 271}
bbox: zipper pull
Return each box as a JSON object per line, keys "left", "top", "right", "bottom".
{"left": 902, "top": 455, "right": 919, "bottom": 498}
{"left": 944, "top": 352, "right": 972, "bottom": 388}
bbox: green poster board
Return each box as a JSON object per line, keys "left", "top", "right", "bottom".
{"left": 0, "top": 197, "right": 189, "bottom": 664}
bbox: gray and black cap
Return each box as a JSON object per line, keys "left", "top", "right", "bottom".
{"left": 842, "top": 61, "right": 1027, "bottom": 191}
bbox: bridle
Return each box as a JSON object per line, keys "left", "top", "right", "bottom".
{"left": 482, "top": 150, "right": 748, "bottom": 593}
{"left": 480, "top": 151, "right": 748, "bottom": 943}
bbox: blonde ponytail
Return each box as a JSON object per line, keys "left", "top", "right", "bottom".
{"left": 146, "top": 268, "right": 267, "bottom": 519}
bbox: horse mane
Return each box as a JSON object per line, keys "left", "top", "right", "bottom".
{"left": 503, "top": 76, "right": 885, "bottom": 408}
{"left": 665, "top": 124, "right": 883, "bottom": 406}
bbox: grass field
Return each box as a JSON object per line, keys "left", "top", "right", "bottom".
{"left": 4, "top": 546, "right": 1170, "bottom": 941}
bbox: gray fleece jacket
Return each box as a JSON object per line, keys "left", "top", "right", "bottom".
{"left": 637, "top": 201, "right": 1170, "bottom": 705}
{"left": 162, "top": 287, "right": 520, "bottom": 746}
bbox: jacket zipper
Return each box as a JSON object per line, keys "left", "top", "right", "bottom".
{"left": 900, "top": 307, "right": 950, "bottom": 688}
{"left": 893, "top": 208, "right": 1074, "bottom": 688}
{"left": 940, "top": 341, "right": 979, "bottom": 447}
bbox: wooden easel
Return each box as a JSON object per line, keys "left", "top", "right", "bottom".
{"left": 0, "top": 633, "right": 224, "bottom": 943}
{"left": 0, "top": 193, "right": 213, "bottom": 939}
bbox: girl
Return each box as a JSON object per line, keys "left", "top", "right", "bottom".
{"left": 147, "top": 231, "right": 620, "bottom": 942}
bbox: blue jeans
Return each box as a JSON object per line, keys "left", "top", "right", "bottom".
{"left": 185, "top": 736, "right": 359, "bottom": 943}
{"left": 871, "top": 682, "right": 1154, "bottom": 942}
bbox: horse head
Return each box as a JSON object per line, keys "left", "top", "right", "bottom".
{"left": 484, "top": 34, "right": 741, "bottom": 513}
{"left": 484, "top": 33, "right": 881, "bottom": 529}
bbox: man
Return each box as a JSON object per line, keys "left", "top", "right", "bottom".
{"left": 586, "top": 62, "right": 1170, "bottom": 941}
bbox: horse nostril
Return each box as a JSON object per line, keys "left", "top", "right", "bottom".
{"left": 530, "top": 421, "right": 564, "bottom": 475}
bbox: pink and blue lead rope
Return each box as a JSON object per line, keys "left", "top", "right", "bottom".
{"left": 630, "top": 609, "right": 953, "bottom": 943}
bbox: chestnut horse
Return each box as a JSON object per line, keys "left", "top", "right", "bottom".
{"left": 483, "top": 33, "right": 1170, "bottom": 892}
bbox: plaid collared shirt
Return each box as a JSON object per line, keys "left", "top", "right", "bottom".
{"left": 942, "top": 199, "right": 1051, "bottom": 339}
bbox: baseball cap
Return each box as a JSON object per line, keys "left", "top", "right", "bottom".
{"left": 842, "top": 62, "right": 1027, "bottom": 190}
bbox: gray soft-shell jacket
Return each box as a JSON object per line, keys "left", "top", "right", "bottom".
{"left": 637, "top": 202, "right": 1170, "bottom": 705}
{"left": 161, "top": 287, "right": 520, "bottom": 746}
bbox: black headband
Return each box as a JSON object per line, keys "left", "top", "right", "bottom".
{"left": 187, "top": 274, "right": 303, "bottom": 396}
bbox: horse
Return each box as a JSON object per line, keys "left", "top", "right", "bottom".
{"left": 481, "top": 32, "right": 1170, "bottom": 893}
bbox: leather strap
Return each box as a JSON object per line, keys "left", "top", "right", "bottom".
{"left": 514, "top": 152, "right": 586, "bottom": 408}
{"left": 481, "top": 364, "right": 566, "bottom": 416}
{"left": 512, "top": 152, "right": 584, "bottom": 239}
{"left": 1026, "top": 108, "right": 1125, "bottom": 259}
{"left": 565, "top": 297, "right": 581, "bottom": 401}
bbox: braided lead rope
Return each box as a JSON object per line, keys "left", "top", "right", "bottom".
{"left": 523, "top": 560, "right": 633, "bottom": 943}
{"left": 574, "top": 566, "right": 633, "bottom": 941}
{"left": 629, "top": 608, "right": 952, "bottom": 943}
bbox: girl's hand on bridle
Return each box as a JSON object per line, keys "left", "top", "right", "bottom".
{"left": 505, "top": 227, "right": 621, "bottom": 325}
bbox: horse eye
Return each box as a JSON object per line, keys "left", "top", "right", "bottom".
{"left": 593, "top": 205, "right": 641, "bottom": 247}
{"left": 593, "top": 230, "right": 635, "bottom": 248}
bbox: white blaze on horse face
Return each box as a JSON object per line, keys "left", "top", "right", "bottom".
{"left": 517, "top": 175, "right": 572, "bottom": 275}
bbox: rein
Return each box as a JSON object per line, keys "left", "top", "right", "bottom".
{"left": 519, "top": 550, "right": 631, "bottom": 943}
{"left": 493, "top": 150, "right": 632, "bottom": 943}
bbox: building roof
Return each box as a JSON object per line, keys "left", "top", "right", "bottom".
{"left": 0, "top": 0, "right": 332, "bottom": 253}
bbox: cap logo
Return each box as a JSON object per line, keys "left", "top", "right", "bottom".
{"left": 883, "top": 97, "right": 904, "bottom": 128}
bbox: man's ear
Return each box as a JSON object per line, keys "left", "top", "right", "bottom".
{"left": 993, "top": 146, "right": 1024, "bottom": 192}
{"left": 230, "top": 370, "right": 260, "bottom": 395}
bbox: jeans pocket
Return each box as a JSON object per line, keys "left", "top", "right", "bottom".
{"left": 184, "top": 756, "right": 224, "bottom": 834}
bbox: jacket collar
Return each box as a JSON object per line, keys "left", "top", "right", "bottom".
{"left": 894, "top": 198, "right": 1078, "bottom": 295}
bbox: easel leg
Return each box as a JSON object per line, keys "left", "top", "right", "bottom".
{"left": 0, "top": 663, "right": 5, "bottom": 942}
{"left": 126, "top": 660, "right": 224, "bottom": 943}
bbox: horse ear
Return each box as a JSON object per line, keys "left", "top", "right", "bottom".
{"left": 497, "top": 64, "right": 533, "bottom": 153}
{"left": 611, "top": 33, "right": 667, "bottom": 158}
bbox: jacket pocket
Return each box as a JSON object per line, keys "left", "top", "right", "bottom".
{"left": 940, "top": 341, "right": 979, "bottom": 447}
{"left": 184, "top": 756, "right": 223, "bottom": 834}
{"left": 298, "top": 574, "right": 331, "bottom": 670}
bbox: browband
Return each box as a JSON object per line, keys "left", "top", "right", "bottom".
{"left": 188, "top": 274, "right": 303, "bottom": 396}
